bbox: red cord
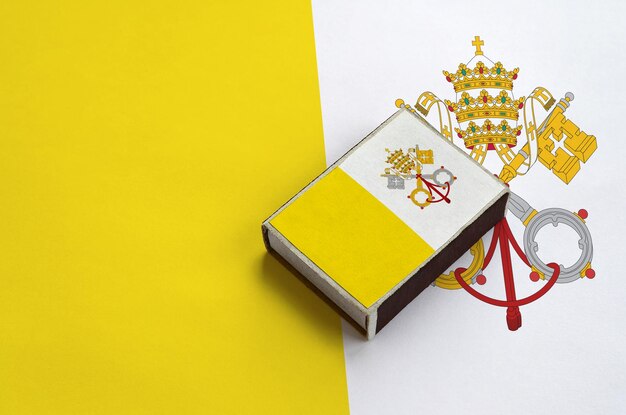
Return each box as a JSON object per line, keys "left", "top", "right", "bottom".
{"left": 498, "top": 220, "right": 521, "bottom": 330}
{"left": 501, "top": 218, "right": 531, "bottom": 267}
{"left": 482, "top": 222, "right": 501, "bottom": 269}
{"left": 420, "top": 177, "right": 451, "bottom": 204}
{"left": 454, "top": 263, "right": 560, "bottom": 307}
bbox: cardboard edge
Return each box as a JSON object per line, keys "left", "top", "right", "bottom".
{"left": 366, "top": 312, "right": 377, "bottom": 340}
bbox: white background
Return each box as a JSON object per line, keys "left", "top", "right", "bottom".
{"left": 312, "top": 1, "right": 626, "bottom": 414}
{"left": 339, "top": 110, "right": 506, "bottom": 249}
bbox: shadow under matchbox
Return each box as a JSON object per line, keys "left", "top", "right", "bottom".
{"left": 262, "top": 108, "right": 509, "bottom": 339}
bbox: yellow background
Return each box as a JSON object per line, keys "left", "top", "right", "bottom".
{"left": 0, "top": 1, "right": 349, "bottom": 413}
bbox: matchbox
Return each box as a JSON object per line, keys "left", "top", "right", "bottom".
{"left": 263, "top": 108, "right": 509, "bottom": 339}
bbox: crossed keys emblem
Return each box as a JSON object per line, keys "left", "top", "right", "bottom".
{"left": 392, "top": 36, "right": 597, "bottom": 331}
{"left": 381, "top": 145, "right": 456, "bottom": 209}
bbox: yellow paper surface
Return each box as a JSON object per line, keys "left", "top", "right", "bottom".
{"left": 272, "top": 168, "right": 434, "bottom": 308}
{"left": 0, "top": 1, "right": 349, "bottom": 414}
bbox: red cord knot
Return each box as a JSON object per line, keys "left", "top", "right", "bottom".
{"left": 529, "top": 271, "right": 540, "bottom": 282}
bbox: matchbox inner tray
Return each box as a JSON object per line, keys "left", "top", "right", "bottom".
{"left": 263, "top": 108, "right": 509, "bottom": 339}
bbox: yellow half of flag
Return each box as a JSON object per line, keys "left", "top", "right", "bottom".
{"left": 272, "top": 168, "right": 434, "bottom": 308}
{"left": 0, "top": 1, "right": 349, "bottom": 414}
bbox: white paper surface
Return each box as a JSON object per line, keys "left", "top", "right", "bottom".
{"left": 312, "top": 1, "right": 626, "bottom": 413}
